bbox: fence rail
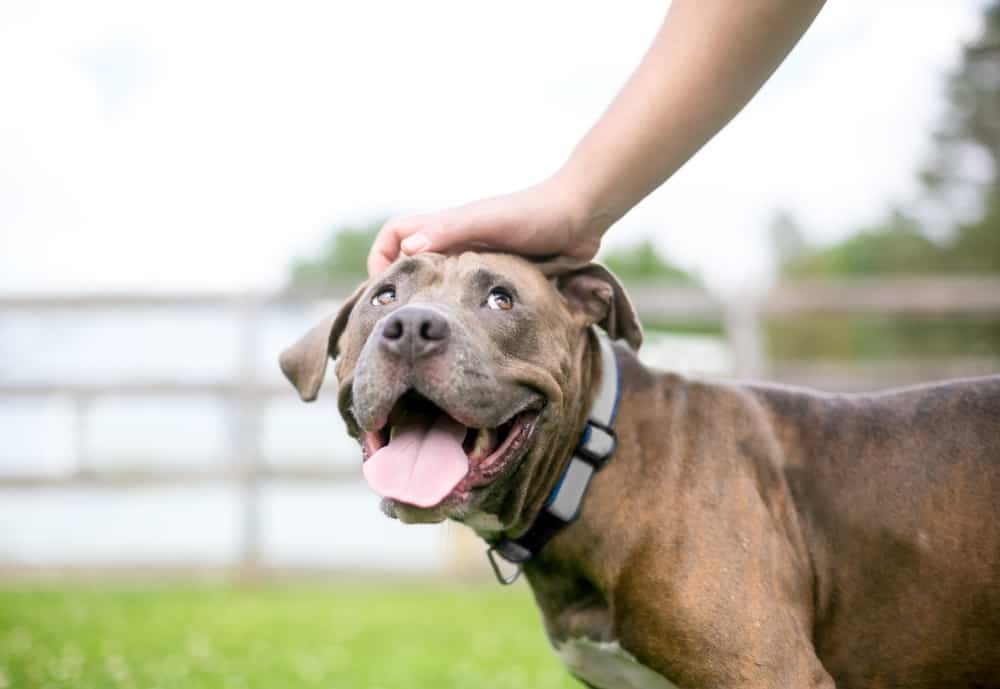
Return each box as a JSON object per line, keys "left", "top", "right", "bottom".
{"left": 2, "top": 275, "right": 998, "bottom": 576}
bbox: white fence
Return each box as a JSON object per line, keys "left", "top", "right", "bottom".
{"left": 1, "top": 277, "right": 997, "bottom": 578}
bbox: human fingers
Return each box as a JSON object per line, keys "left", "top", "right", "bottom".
{"left": 367, "top": 217, "right": 421, "bottom": 276}
{"left": 371, "top": 209, "right": 490, "bottom": 264}
{"left": 394, "top": 196, "right": 540, "bottom": 258}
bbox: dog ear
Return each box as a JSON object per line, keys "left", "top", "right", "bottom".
{"left": 279, "top": 282, "right": 367, "bottom": 401}
{"left": 541, "top": 260, "right": 643, "bottom": 350}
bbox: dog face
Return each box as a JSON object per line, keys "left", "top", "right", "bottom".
{"left": 280, "top": 252, "right": 640, "bottom": 533}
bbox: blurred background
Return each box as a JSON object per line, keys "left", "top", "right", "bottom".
{"left": 1, "top": 1, "right": 998, "bottom": 688}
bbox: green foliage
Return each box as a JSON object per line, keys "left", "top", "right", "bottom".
{"left": 0, "top": 584, "right": 578, "bottom": 689}
{"left": 781, "top": 213, "right": 945, "bottom": 278}
{"left": 946, "top": 198, "right": 1000, "bottom": 272}
{"left": 290, "top": 220, "right": 383, "bottom": 287}
{"left": 769, "top": 316, "right": 1000, "bottom": 361}
{"left": 770, "top": 209, "right": 1000, "bottom": 360}
{"left": 779, "top": 211, "right": 1000, "bottom": 279}
{"left": 291, "top": 220, "right": 699, "bottom": 289}
{"left": 600, "top": 239, "right": 696, "bottom": 283}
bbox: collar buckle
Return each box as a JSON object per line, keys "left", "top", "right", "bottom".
{"left": 486, "top": 545, "right": 524, "bottom": 585}
{"left": 576, "top": 420, "right": 616, "bottom": 468}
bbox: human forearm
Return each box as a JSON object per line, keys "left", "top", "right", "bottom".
{"left": 367, "top": 0, "right": 826, "bottom": 276}
{"left": 556, "top": 0, "right": 826, "bottom": 239}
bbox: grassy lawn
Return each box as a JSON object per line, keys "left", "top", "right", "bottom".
{"left": 0, "top": 583, "right": 580, "bottom": 689}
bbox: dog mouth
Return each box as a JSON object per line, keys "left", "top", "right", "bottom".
{"left": 359, "top": 390, "right": 542, "bottom": 509}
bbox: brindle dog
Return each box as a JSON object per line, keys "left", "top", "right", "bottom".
{"left": 280, "top": 252, "right": 1000, "bottom": 689}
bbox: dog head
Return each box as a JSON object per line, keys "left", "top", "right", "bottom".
{"left": 279, "top": 252, "right": 640, "bottom": 534}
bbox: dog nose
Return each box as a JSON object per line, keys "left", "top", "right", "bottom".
{"left": 380, "top": 306, "right": 450, "bottom": 359}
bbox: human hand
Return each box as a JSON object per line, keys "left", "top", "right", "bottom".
{"left": 366, "top": 177, "right": 606, "bottom": 276}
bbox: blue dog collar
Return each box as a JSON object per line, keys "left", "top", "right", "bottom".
{"left": 487, "top": 326, "right": 620, "bottom": 584}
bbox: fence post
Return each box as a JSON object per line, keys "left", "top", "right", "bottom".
{"left": 723, "top": 297, "right": 766, "bottom": 380}
{"left": 73, "top": 395, "right": 92, "bottom": 476}
{"left": 233, "top": 295, "right": 264, "bottom": 582}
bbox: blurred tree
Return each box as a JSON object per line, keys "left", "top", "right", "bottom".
{"left": 600, "top": 239, "right": 696, "bottom": 284}
{"left": 289, "top": 220, "right": 383, "bottom": 287}
{"left": 921, "top": 0, "right": 1000, "bottom": 273}
{"left": 599, "top": 239, "right": 711, "bottom": 335}
{"left": 922, "top": 1, "right": 1000, "bottom": 206}
{"left": 291, "top": 221, "right": 698, "bottom": 286}
{"left": 288, "top": 223, "right": 703, "bottom": 333}
{"left": 780, "top": 211, "right": 944, "bottom": 277}
{"left": 947, "top": 204, "right": 1000, "bottom": 271}
{"left": 777, "top": 208, "right": 1000, "bottom": 279}
{"left": 780, "top": 1, "right": 1000, "bottom": 279}
{"left": 769, "top": 2, "right": 1000, "bottom": 361}
{"left": 771, "top": 214, "right": 1000, "bottom": 360}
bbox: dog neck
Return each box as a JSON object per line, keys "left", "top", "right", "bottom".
{"left": 485, "top": 326, "right": 620, "bottom": 583}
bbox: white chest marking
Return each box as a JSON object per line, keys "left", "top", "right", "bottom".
{"left": 554, "top": 637, "right": 679, "bottom": 689}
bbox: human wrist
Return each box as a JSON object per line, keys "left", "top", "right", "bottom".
{"left": 545, "top": 164, "right": 616, "bottom": 251}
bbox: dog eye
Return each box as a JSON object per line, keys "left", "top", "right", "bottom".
{"left": 487, "top": 288, "right": 514, "bottom": 311}
{"left": 371, "top": 287, "right": 396, "bottom": 306}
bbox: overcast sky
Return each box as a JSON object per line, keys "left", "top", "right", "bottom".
{"left": 0, "top": 1, "right": 984, "bottom": 293}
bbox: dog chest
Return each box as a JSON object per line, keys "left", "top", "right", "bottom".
{"left": 554, "top": 637, "right": 679, "bottom": 689}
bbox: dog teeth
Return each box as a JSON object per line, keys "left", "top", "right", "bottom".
{"left": 389, "top": 426, "right": 398, "bottom": 441}
{"left": 469, "top": 427, "right": 497, "bottom": 462}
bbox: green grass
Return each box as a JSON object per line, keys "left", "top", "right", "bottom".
{"left": 0, "top": 583, "right": 580, "bottom": 689}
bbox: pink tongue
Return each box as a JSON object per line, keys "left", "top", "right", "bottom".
{"left": 362, "top": 414, "right": 469, "bottom": 508}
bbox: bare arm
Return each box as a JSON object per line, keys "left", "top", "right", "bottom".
{"left": 368, "top": 0, "right": 826, "bottom": 275}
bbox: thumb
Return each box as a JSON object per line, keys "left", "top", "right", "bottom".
{"left": 398, "top": 204, "right": 506, "bottom": 256}
{"left": 400, "top": 232, "right": 432, "bottom": 255}
{"left": 400, "top": 217, "right": 471, "bottom": 256}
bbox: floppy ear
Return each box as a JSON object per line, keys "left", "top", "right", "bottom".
{"left": 540, "top": 259, "right": 642, "bottom": 350}
{"left": 278, "top": 282, "right": 367, "bottom": 401}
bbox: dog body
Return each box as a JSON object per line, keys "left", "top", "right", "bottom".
{"left": 281, "top": 253, "right": 1000, "bottom": 689}
{"left": 525, "top": 360, "right": 1000, "bottom": 688}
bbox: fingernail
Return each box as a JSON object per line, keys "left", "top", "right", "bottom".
{"left": 401, "top": 233, "right": 429, "bottom": 253}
